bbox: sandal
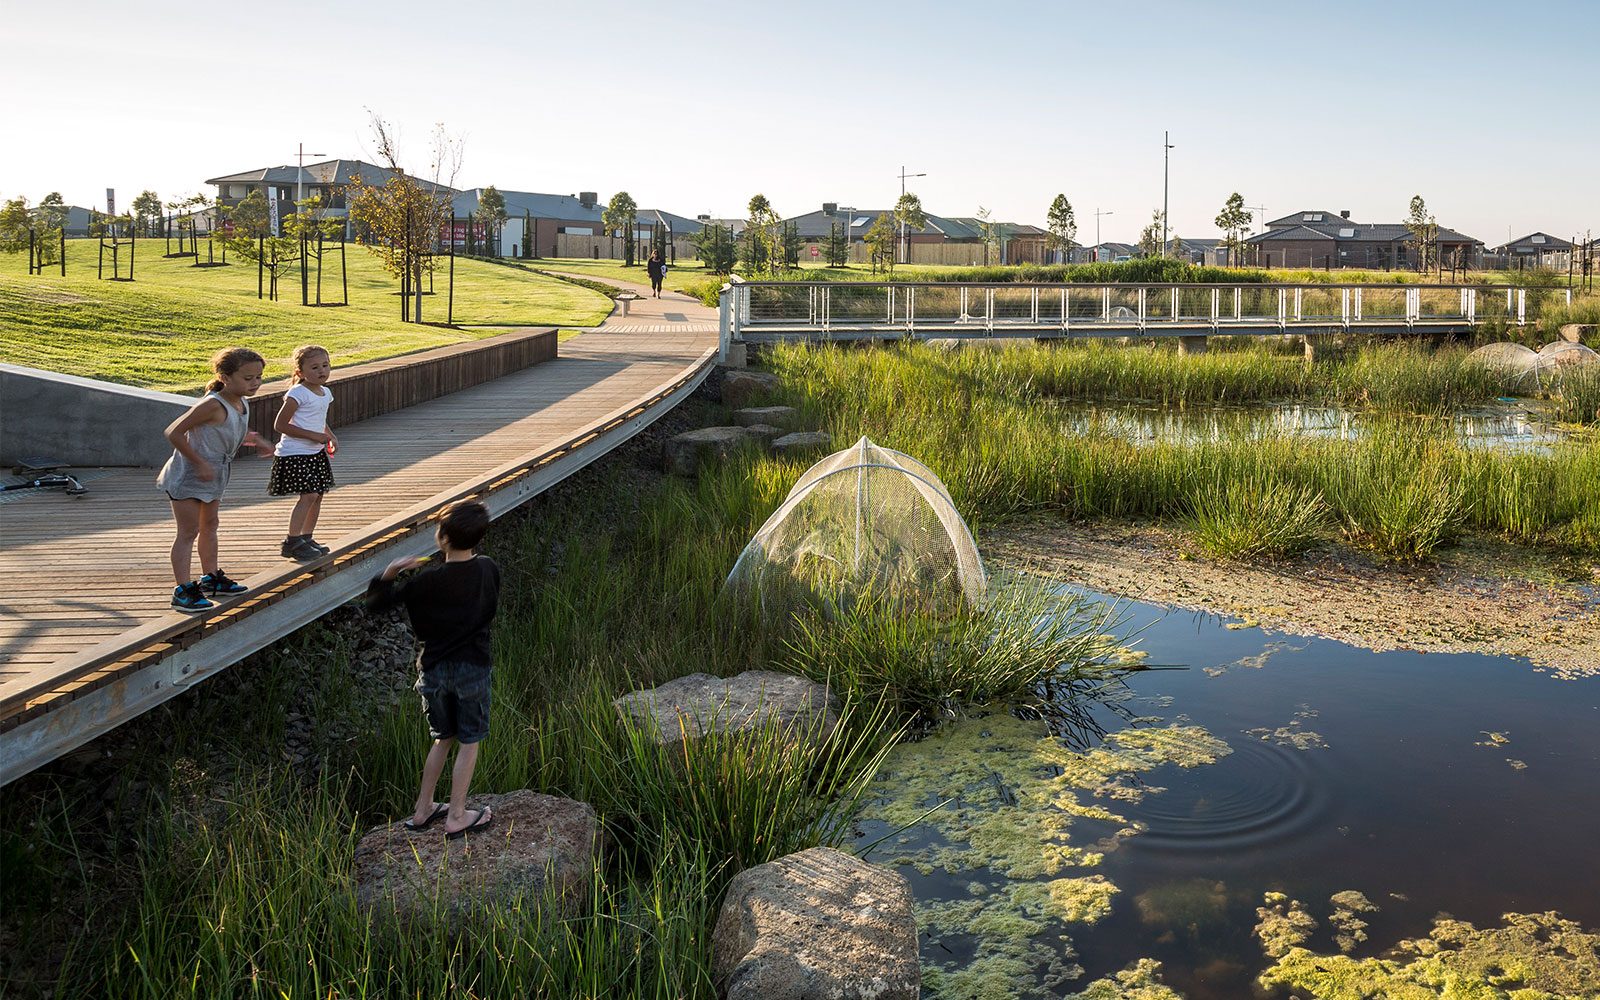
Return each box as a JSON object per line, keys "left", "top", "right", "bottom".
{"left": 445, "top": 806, "right": 493, "bottom": 840}
{"left": 403, "top": 803, "right": 449, "bottom": 832}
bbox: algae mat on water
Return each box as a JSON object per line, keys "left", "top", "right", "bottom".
{"left": 853, "top": 709, "right": 1230, "bottom": 998}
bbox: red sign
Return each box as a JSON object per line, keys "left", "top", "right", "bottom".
{"left": 809, "top": 245, "right": 820, "bottom": 257}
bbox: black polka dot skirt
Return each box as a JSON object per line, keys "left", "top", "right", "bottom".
{"left": 268, "top": 451, "right": 335, "bottom": 496}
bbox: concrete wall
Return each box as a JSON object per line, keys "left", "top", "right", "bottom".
{"left": 1, "top": 364, "right": 192, "bottom": 469}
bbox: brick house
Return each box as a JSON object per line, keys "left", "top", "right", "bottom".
{"left": 1245, "top": 209, "right": 1482, "bottom": 269}
{"left": 205, "top": 159, "right": 454, "bottom": 236}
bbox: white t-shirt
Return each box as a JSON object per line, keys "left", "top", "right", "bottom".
{"left": 275, "top": 383, "right": 334, "bottom": 457}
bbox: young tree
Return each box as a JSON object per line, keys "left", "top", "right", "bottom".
{"left": 131, "top": 190, "right": 163, "bottom": 237}
{"left": 825, "top": 221, "right": 849, "bottom": 267}
{"left": 780, "top": 220, "right": 802, "bottom": 269}
{"left": 975, "top": 206, "right": 1004, "bottom": 266}
{"left": 865, "top": 212, "right": 897, "bottom": 273}
{"left": 1046, "top": 194, "right": 1077, "bottom": 263}
{"left": 1214, "top": 192, "right": 1253, "bottom": 267}
{"left": 602, "top": 191, "right": 638, "bottom": 266}
{"left": 0, "top": 197, "right": 32, "bottom": 253}
{"left": 739, "top": 194, "right": 783, "bottom": 275}
{"left": 692, "top": 222, "right": 737, "bottom": 273}
{"left": 38, "top": 192, "right": 68, "bottom": 231}
{"left": 1406, "top": 195, "right": 1438, "bottom": 273}
{"left": 895, "top": 192, "right": 926, "bottom": 264}
{"left": 228, "top": 190, "right": 273, "bottom": 238}
{"left": 1137, "top": 209, "right": 1165, "bottom": 257}
{"left": 346, "top": 114, "right": 463, "bottom": 323}
{"left": 0, "top": 196, "right": 64, "bottom": 266}
{"left": 476, "top": 185, "right": 508, "bottom": 256}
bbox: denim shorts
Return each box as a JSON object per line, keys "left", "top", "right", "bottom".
{"left": 415, "top": 660, "right": 492, "bottom": 744}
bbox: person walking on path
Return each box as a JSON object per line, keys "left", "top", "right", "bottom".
{"left": 368, "top": 501, "right": 502, "bottom": 840}
{"left": 646, "top": 248, "right": 666, "bottom": 298}
{"left": 156, "top": 347, "right": 274, "bottom": 613}
{"left": 270, "top": 345, "right": 339, "bottom": 562}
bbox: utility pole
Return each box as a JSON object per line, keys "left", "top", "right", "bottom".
{"left": 1094, "top": 209, "right": 1114, "bottom": 258}
{"left": 897, "top": 165, "right": 925, "bottom": 264}
{"left": 1161, "top": 131, "right": 1175, "bottom": 258}
{"left": 293, "top": 142, "right": 326, "bottom": 210}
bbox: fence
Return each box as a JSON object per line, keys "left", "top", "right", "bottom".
{"left": 551, "top": 233, "right": 698, "bottom": 261}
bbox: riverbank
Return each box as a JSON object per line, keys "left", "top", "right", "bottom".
{"left": 987, "top": 517, "right": 1600, "bottom": 679}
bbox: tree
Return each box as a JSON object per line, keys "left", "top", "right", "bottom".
{"left": 38, "top": 192, "right": 68, "bottom": 231}
{"left": 0, "top": 197, "right": 32, "bottom": 254}
{"left": 975, "top": 206, "right": 1004, "bottom": 265}
{"left": 741, "top": 194, "right": 782, "bottom": 275}
{"left": 1214, "top": 192, "right": 1253, "bottom": 267}
{"left": 1137, "top": 209, "right": 1165, "bottom": 257}
{"left": 228, "top": 190, "right": 272, "bottom": 238}
{"left": 1045, "top": 195, "right": 1077, "bottom": 263}
{"left": 1406, "top": 195, "right": 1438, "bottom": 273}
{"left": 780, "top": 220, "right": 802, "bottom": 269}
{"left": 895, "top": 192, "right": 925, "bottom": 264}
{"left": 865, "top": 212, "right": 897, "bottom": 273}
{"left": 692, "top": 222, "right": 736, "bottom": 273}
{"left": 132, "top": 190, "right": 163, "bottom": 237}
{"left": 603, "top": 191, "right": 638, "bottom": 266}
{"left": 0, "top": 196, "right": 64, "bottom": 266}
{"left": 346, "top": 114, "right": 463, "bottom": 323}
{"left": 825, "top": 221, "right": 849, "bottom": 267}
{"left": 477, "top": 185, "right": 508, "bottom": 256}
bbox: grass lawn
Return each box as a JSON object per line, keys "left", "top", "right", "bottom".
{"left": 0, "top": 240, "right": 612, "bottom": 392}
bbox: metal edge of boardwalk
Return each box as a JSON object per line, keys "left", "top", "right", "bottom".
{"left": 0, "top": 347, "right": 719, "bottom": 785}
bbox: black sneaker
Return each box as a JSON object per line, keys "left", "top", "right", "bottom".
{"left": 285, "top": 537, "right": 323, "bottom": 562}
{"left": 200, "top": 569, "right": 248, "bottom": 597}
{"left": 171, "top": 581, "right": 215, "bottom": 614}
{"left": 305, "top": 537, "right": 331, "bottom": 555}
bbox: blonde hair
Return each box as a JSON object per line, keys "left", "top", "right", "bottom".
{"left": 290, "top": 344, "right": 330, "bottom": 384}
{"left": 207, "top": 347, "right": 265, "bottom": 392}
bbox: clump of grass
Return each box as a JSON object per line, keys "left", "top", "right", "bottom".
{"left": 1554, "top": 366, "right": 1600, "bottom": 423}
{"left": 1188, "top": 478, "right": 1330, "bottom": 559}
{"left": 1336, "top": 453, "right": 1467, "bottom": 561}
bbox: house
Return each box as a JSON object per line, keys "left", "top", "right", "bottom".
{"left": 450, "top": 189, "right": 705, "bottom": 257}
{"left": 205, "top": 158, "right": 454, "bottom": 236}
{"left": 1245, "top": 209, "right": 1482, "bottom": 269}
{"left": 1084, "top": 242, "right": 1140, "bottom": 262}
{"left": 1167, "top": 237, "right": 1227, "bottom": 266}
{"left": 1494, "top": 232, "right": 1573, "bottom": 257}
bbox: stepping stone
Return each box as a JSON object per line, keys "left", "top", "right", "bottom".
{"left": 721, "top": 370, "right": 781, "bottom": 408}
{"left": 712, "top": 846, "right": 920, "bottom": 1000}
{"left": 771, "top": 431, "right": 831, "bottom": 457}
{"left": 613, "top": 670, "right": 839, "bottom": 751}
{"left": 663, "top": 426, "right": 758, "bottom": 476}
{"left": 733, "top": 405, "right": 798, "bottom": 428}
{"left": 352, "top": 789, "right": 602, "bottom": 920}
{"left": 742, "top": 423, "right": 786, "bottom": 444}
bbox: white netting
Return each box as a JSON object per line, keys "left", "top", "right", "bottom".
{"left": 1469, "top": 341, "right": 1598, "bottom": 388}
{"left": 725, "top": 436, "right": 987, "bottom": 616}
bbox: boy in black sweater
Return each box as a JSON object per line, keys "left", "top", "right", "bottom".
{"left": 368, "top": 501, "right": 501, "bottom": 840}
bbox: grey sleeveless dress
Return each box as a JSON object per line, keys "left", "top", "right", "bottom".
{"left": 156, "top": 392, "right": 249, "bottom": 502}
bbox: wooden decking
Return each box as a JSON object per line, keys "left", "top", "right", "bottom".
{"left": 0, "top": 282, "right": 717, "bottom": 778}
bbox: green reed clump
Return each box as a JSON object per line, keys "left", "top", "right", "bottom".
{"left": 1554, "top": 367, "right": 1600, "bottom": 423}
{"left": 1188, "top": 477, "right": 1330, "bottom": 559}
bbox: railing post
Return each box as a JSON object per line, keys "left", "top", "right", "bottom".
{"left": 1103, "top": 287, "right": 1111, "bottom": 322}
{"left": 1234, "top": 287, "right": 1241, "bottom": 321}
{"left": 959, "top": 286, "right": 968, "bottom": 323}
{"left": 887, "top": 286, "right": 894, "bottom": 326}
{"left": 908, "top": 286, "right": 916, "bottom": 333}
{"left": 1138, "top": 287, "right": 1146, "bottom": 324}
{"left": 1062, "top": 288, "right": 1069, "bottom": 331}
{"left": 985, "top": 288, "right": 995, "bottom": 332}
{"left": 823, "top": 285, "right": 831, "bottom": 333}
{"left": 1517, "top": 289, "right": 1526, "bottom": 326}
{"left": 1294, "top": 287, "right": 1303, "bottom": 322}
{"left": 1211, "top": 288, "right": 1219, "bottom": 324}
{"left": 1170, "top": 286, "right": 1179, "bottom": 322}
{"left": 808, "top": 284, "right": 816, "bottom": 325}
{"left": 1277, "top": 288, "right": 1287, "bottom": 328}
{"left": 1467, "top": 288, "right": 1475, "bottom": 324}
{"left": 1341, "top": 288, "right": 1350, "bottom": 327}
{"left": 1031, "top": 287, "right": 1039, "bottom": 325}
{"left": 717, "top": 283, "right": 732, "bottom": 362}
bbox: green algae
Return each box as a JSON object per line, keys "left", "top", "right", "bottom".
{"left": 1255, "top": 891, "right": 1319, "bottom": 958}
{"left": 1476, "top": 730, "right": 1512, "bottom": 748}
{"left": 857, "top": 710, "right": 1232, "bottom": 997}
{"left": 1061, "top": 958, "right": 1184, "bottom": 999}
{"left": 1204, "top": 640, "right": 1307, "bottom": 676}
{"left": 1329, "top": 890, "right": 1378, "bottom": 952}
{"left": 1135, "top": 879, "right": 1230, "bottom": 937}
{"left": 1258, "top": 911, "right": 1600, "bottom": 999}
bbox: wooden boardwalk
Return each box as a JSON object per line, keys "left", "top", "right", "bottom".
{"left": 0, "top": 280, "right": 717, "bottom": 779}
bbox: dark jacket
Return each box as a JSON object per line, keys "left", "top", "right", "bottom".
{"left": 367, "top": 555, "right": 500, "bottom": 669}
{"left": 646, "top": 257, "right": 666, "bottom": 280}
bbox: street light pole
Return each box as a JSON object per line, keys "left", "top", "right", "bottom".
{"left": 1161, "top": 131, "right": 1175, "bottom": 257}
{"left": 897, "top": 165, "right": 926, "bottom": 264}
{"left": 1095, "top": 209, "right": 1114, "bottom": 259}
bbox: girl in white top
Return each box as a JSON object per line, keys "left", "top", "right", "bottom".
{"left": 268, "top": 345, "right": 338, "bottom": 562}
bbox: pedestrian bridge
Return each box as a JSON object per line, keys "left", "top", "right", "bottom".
{"left": 717, "top": 280, "right": 1572, "bottom": 357}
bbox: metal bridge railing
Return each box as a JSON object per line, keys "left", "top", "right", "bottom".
{"left": 717, "top": 281, "right": 1571, "bottom": 359}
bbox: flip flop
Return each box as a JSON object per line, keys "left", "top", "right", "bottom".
{"left": 445, "top": 806, "right": 493, "bottom": 841}
{"left": 403, "top": 803, "right": 449, "bottom": 832}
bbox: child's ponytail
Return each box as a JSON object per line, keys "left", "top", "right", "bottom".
{"left": 208, "top": 347, "right": 265, "bottom": 392}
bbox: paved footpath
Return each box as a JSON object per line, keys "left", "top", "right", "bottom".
{"left": 0, "top": 279, "right": 717, "bottom": 698}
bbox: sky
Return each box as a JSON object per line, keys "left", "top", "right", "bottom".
{"left": 2, "top": 0, "right": 1596, "bottom": 245}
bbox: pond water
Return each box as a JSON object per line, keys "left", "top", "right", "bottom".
{"left": 1057, "top": 400, "right": 1579, "bottom": 451}
{"left": 851, "top": 593, "right": 1600, "bottom": 998}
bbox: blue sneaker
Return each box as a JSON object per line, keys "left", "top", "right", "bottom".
{"left": 199, "top": 569, "right": 248, "bottom": 597}
{"left": 172, "top": 581, "right": 215, "bottom": 614}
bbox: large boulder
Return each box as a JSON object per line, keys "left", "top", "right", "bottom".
{"left": 1559, "top": 323, "right": 1595, "bottom": 344}
{"left": 722, "top": 370, "right": 781, "bottom": 409}
{"left": 734, "top": 405, "right": 799, "bottom": 428}
{"left": 771, "top": 431, "right": 832, "bottom": 458}
{"left": 613, "top": 670, "right": 840, "bottom": 751}
{"left": 352, "top": 790, "right": 602, "bottom": 919}
{"left": 712, "top": 846, "right": 920, "bottom": 1000}
{"left": 664, "top": 426, "right": 758, "bottom": 476}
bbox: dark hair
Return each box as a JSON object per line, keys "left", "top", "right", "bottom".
{"left": 207, "top": 347, "right": 265, "bottom": 392}
{"left": 436, "top": 500, "right": 490, "bottom": 550}
{"left": 290, "top": 344, "right": 329, "bottom": 384}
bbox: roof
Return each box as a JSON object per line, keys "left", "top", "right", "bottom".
{"left": 1090, "top": 242, "right": 1140, "bottom": 255}
{"left": 206, "top": 158, "right": 453, "bottom": 193}
{"left": 453, "top": 188, "right": 603, "bottom": 222}
{"left": 1496, "top": 232, "right": 1573, "bottom": 252}
{"left": 1266, "top": 210, "right": 1347, "bottom": 227}
{"left": 1246, "top": 219, "right": 1481, "bottom": 245}
{"left": 1245, "top": 225, "right": 1337, "bottom": 243}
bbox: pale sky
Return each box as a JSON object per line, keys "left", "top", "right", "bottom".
{"left": 2, "top": 0, "right": 1595, "bottom": 245}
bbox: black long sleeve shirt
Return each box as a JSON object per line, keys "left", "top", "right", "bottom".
{"left": 367, "top": 555, "right": 501, "bottom": 669}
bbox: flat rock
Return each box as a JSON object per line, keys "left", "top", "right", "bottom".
{"left": 712, "top": 846, "right": 920, "bottom": 1000}
{"left": 722, "top": 370, "right": 781, "bottom": 408}
{"left": 734, "top": 405, "right": 798, "bottom": 428}
{"left": 663, "top": 426, "right": 757, "bottom": 476}
{"left": 352, "top": 789, "right": 602, "bottom": 919}
{"left": 1560, "top": 323, "right": 1596, "bottom": 344}
{"left": 742, "top": 423, "right": 786, "bottom": 443}
{"left": 771, "top": 431, "right": 832, "bottom": 457}
{"left": 613, "top": 670, "right": 840, "bottom": 750}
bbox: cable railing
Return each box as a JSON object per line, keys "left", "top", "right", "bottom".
{"left": 716, "top": 280, "right": 1571, "bottom": 357}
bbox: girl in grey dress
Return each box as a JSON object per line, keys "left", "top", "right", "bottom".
{"left": 157, "top": 347, "right": 274, "bottom": 613}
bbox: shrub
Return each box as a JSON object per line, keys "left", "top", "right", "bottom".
{"left": 1188, "top": 478, "right": 1329, "bottom": 559}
